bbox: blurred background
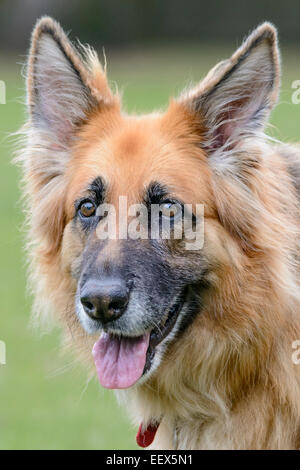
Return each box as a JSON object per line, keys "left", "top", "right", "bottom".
{"left": 0, "top": 0, "right": 299, "bottom": 450}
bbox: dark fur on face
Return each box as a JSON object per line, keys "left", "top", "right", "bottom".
{"left": 72, "top": 176, "right": 209, "bottom": 376}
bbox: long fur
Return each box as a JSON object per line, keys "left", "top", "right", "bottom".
{"left": 17, "top": 17, "right": 300, "bottom": 449}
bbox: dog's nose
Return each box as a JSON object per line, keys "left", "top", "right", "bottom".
{"left": 80, "top": 279, "right": 130, "bottom": 324}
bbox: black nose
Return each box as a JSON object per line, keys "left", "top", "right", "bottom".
{"left": 80, "top": 278, "right": 130, "bottom": 324}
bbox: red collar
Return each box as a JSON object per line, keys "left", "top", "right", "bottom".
{"left": 136, "top": 422, "right": 160, "bottom": 448}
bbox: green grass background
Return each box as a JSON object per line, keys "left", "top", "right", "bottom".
{"left": 0, "top": 44, "right": 299, "bottom": 449}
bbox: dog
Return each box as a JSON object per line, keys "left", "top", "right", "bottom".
{"left": 17, "top": 16, "right": 300, "bottom": 449}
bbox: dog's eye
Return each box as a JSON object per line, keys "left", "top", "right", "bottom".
{"left": 79, "top": 200, "right": 96, "bottom": 218}
{"left": 160, "top": 201, "right": 181, "bottom": 219}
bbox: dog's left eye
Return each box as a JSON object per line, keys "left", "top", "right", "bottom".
{"left": 160, "top": 201, "right": 182, "bottom": 220}
{"left": 78, "top": 200, "right": 96, "bottom": 218}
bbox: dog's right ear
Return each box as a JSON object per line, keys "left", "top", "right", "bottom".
{"left": 27, "top": 16, "right": 113, "bottom": 146}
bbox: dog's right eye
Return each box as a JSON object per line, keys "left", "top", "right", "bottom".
{"left": 78, "top": 200, "right": 96, "bottom": 218}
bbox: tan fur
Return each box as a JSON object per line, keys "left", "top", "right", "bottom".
{"left": 18, "top": 18, "right": 300, "bottom": 449}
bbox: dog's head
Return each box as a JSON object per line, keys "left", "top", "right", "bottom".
{"left": 22, "top": 17, "right": 281, "bottom": 389}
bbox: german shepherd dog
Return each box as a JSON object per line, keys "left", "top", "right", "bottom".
{"left": 18, "top": 17, "right": 300, "bottom": 449}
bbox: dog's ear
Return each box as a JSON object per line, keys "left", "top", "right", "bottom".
{"left": 27, "top": 16, "right": 113, "bottom": 146}
{"left": 180, "top": 22, "right": 280, "bottom": 152}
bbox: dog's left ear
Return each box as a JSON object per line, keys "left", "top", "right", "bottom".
{"left": 27, "top": 16, "right": 113, "bottom": 146}
{"left": 180, "top": 22, "right": 280, "bottom": 151}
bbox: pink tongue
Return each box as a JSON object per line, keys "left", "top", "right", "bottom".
{"left": 92, "top": 332, "right": 150, "bottom": 389}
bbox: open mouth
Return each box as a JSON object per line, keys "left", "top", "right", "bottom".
{"left": 92, "top": 290, "right": 186, "bottom": 389}
{"left": 143, "top": 292, "right": 186, "bottom": 375}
